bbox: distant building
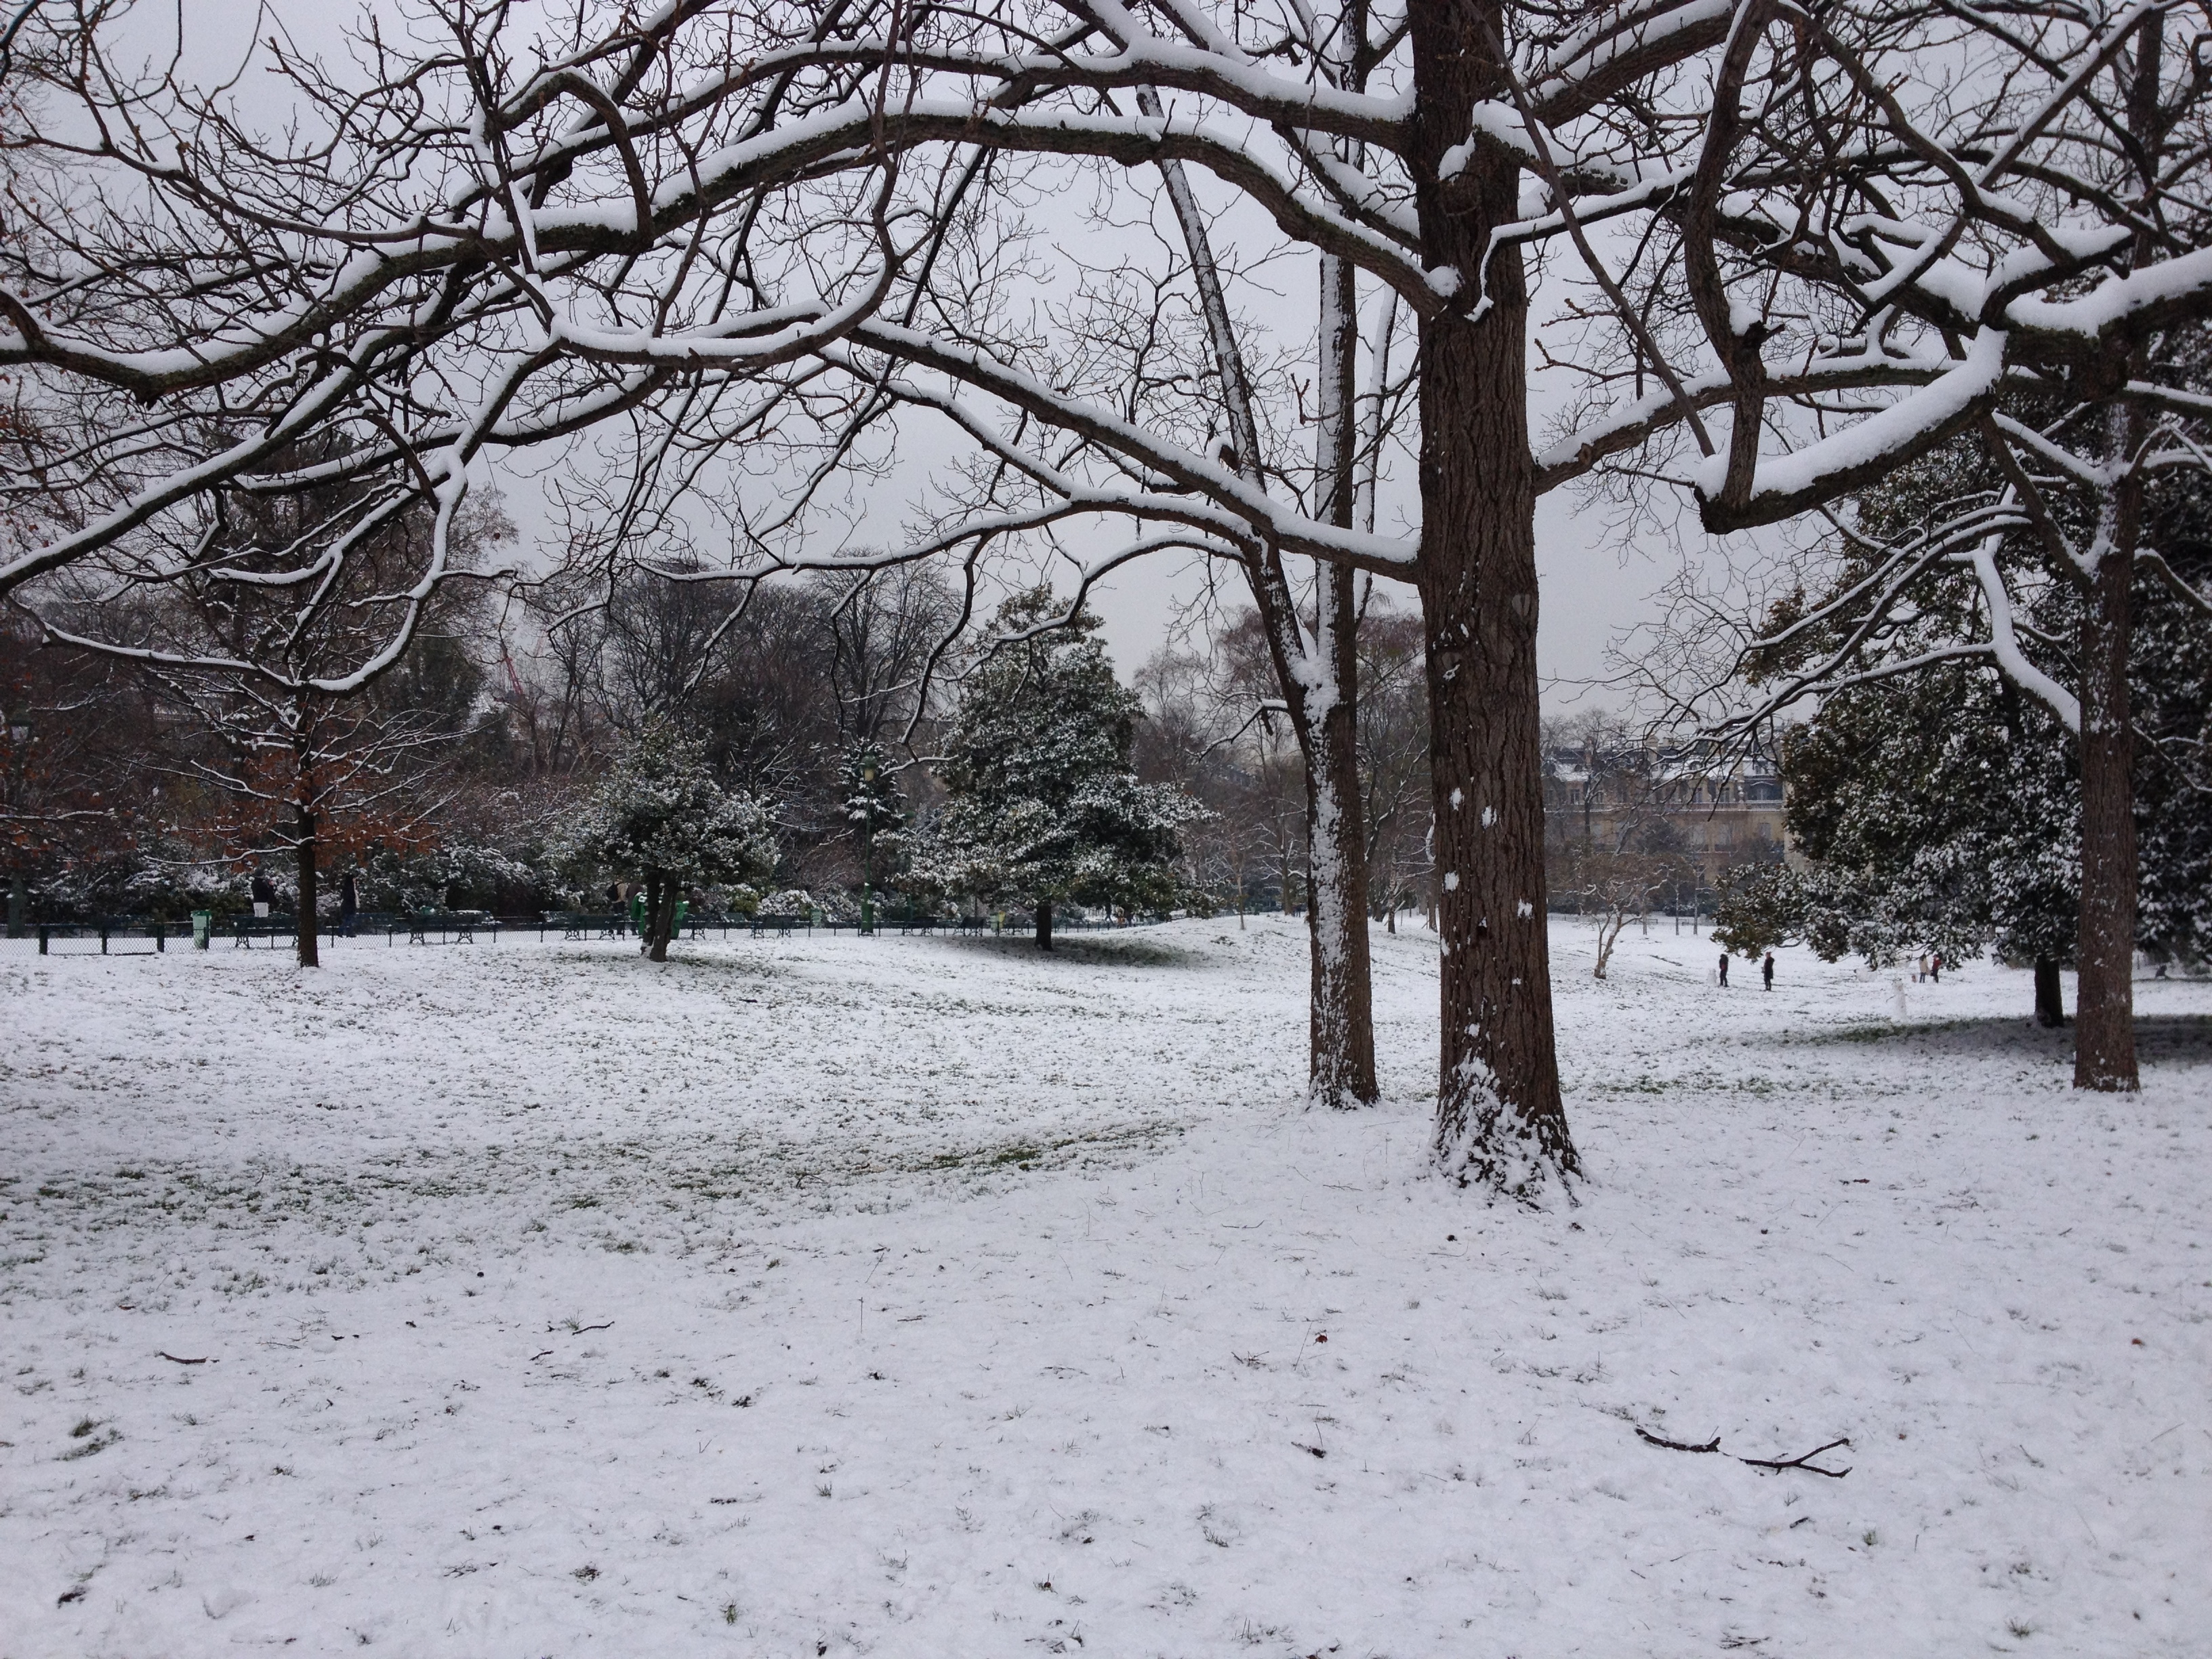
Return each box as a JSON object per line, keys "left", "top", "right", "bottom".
{"left": 1542, "top": 735, "right": 1792, "bottom": 884}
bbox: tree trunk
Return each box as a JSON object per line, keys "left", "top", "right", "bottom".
{"left": 2034, "top": 956, "right": 2067, "bottom": 1028}
{"left": 1409, "top": 0, "right": 1577, "bottom": 1196}
{"left": 648, "top": 869, "right": 676, "bottom": 962}
{"left": 295, "top": 803, "right": 320, "bottom": 968}
{"left": 1296, "top": 253, "right": 1378, "bottom": 1108}
{"left": 1304, "top": 600, "right": 1380, "bottom": 1107}
{"left": 2074, "top": 518, "right": 2138, "bottom": 1088}
{"left": 1035, "top": 898, "right": 1053, "bottom": 950}
{"left": 2070, "top": 18, "right": 2159, "bottom": 1093}
{"left": 1142, "top": 95, "right": 1382, "bottom": 1109}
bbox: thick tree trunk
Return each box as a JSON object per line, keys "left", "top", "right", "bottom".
{"left": 1035, "top": 898, "right": 1053, "bottom": 950}
{"left": 1409, "top": 0, "right": 1577, "bottom": 1196}
{"left": 295, "top": 804, "right": 320, "bottom": 968}
{"left": 2070, "top": 22, "right": 2158, "bottom": 1093}
{"left": 2034, "top": 956, "right": 2067, "bottom": 1029}
{"left": 2074, "top": 529, "right": 2139, "bottom": 1088}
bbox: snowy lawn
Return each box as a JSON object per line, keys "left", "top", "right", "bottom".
{"left": 2, "top": 918, "right": 2207, "bottom": 1657}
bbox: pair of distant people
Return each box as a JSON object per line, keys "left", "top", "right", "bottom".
{"left": 1715, "top": 951, "right": 1776, "bottom": 990}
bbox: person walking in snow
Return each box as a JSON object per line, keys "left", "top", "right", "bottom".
{"left": 249, "top": 866, "right": 275, "bottom": 919}
{"left": 339, "top": 870, "right": 359, "bottom": 937}
{"left": 1717, "top": 951, "right": 1729, "bottom": 987}
{"left": 1761, "top": 951, "right": 1775, "bottom": 991}
{"left": 1929, "top": 952, "right": 1942, "bottom": 984}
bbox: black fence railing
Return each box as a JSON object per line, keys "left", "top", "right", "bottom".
{"left": 6, "top": 907, "right": 1169, "bottom": 954}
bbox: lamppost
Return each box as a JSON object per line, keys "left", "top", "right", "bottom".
{"left": 857, "top": 754, "right": 876, "bottom": 936}
{"left": 4, "top": 707, "right": 29, "bottom": 939}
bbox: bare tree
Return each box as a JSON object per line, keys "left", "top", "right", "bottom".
{"left": 15, "top": 1, "right": 2212, "bottom": 1180}
{"left": 33, "top": 479, "right": 510, "bottom": 964}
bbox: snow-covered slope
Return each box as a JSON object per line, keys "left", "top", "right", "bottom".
{"left": 2, "top": 920, "right": 2205, "bottom": 1656}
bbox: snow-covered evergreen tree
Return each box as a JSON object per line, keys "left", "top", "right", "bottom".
{"left": 840, "top": 743, "right": 904, "bottom": 928}
{"left": 913, "top": 591, "right": 1200, "bottom": 947}
{"left": 1718, "top": 598, "right": 2211, "bottom": 1025}
{"left": 560, "top": 724, "right": 777, "bottom": 962}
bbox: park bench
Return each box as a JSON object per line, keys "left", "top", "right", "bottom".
{"left": 31, "top": 919, "right": 176, "bottom": 956}
{"left": 232, "top": 915, "right": 295, "bottom": 948}
{"left": 406, "top": 910, "right": 485, "bottom": 944}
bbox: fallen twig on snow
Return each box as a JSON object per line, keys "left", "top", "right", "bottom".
{"left": 1739, "top": 1438, "right": 1853, "bottom": 1478}
{"left": 1633, "top": 1425, "right": 1851, "bottom": 1476}
{"left": 157, "top": 1352, "right": 209, "bottom": 1365}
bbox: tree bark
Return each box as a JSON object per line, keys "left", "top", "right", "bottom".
{"left": 1296, "top": 253, "right": 1379, "bottom": 1108}
{"left": 294, "top": 802, "right": 320, "bottom": 969}
{"left": 1409, "top": 0, "right": 1577, "bottom": 1195}
{"left": 1035, "top": 897, "right": 1053, "bottom": 950}
{"left": 2070, "top": 14, "right": 2160, "bottom": 1093}
{"left": 2074, "top": 513, "right": 2139, "bottom": 1088}
{"left": 2034, "top": 956, "right": 2067, "bottom": 1029}
{"left": 1303, "top": 584, "right": 1380, "bottom": 1107}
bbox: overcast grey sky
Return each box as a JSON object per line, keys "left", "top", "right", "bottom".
{"left": 149, "top": 1, "right": 1723, "bottom": 714}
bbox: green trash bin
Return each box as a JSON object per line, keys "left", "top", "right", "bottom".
{"left": 191, "top": 910, "right": 212, "bottom": 950}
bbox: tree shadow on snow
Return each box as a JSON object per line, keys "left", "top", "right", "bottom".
{"left": 1808, "top": 1012, "right": 2212, "bottom": 1068}
{"left": 938, "top": 933, "right": 1206, "bottom": 969}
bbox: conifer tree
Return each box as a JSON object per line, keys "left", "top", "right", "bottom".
{"left": 916, "top": 592, "right": 1198, "bottom": 948}
{"left": 561, "top": 724, "right": 777, "bottom": 962}
{"left": 840, "top": 742, "right": 904, "bottom": 930}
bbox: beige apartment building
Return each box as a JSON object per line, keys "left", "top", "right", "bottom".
{"left": 1543, "top": 737, "right": 1793, "bottom": 884}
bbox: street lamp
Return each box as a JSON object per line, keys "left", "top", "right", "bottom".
{"left": 858, "top": 755, "right": 877, "bottom": 936}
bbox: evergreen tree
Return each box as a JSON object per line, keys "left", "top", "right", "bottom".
{"left": 560, "top": 724, "right": 778, "bottom": 962}
{"left": 914, "top": 591, "right": 1200, "bottom": 947}
{"left": 1718, "top": 574, "right": 2212, "bottom": 1024}
{"left": 840, "top": 742, "right": 904, "bottom": 929}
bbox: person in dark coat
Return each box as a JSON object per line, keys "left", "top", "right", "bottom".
{"left": 1717, "top": 951, "right": 1729, "bottom": 987}
{"left": 1761, "top": 951, "right": 1775, "bottom": 990}
{"left": 339, "top": 870, "right": 359, "bottom": 936}
{"left": 249, "top": 867, "right": 276, "bottom": 918}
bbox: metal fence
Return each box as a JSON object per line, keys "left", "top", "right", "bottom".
{"left": 3, "top": 908, "right": 1166, "bottom": 956}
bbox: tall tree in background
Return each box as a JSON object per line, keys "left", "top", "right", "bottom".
{"left": 918, "top": 592, "right": 1199, "bottom": 947}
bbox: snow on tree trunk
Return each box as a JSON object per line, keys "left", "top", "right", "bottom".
{"left": 1302, "top": 253, "right": 1378, "bottom": 1109}
{"left": 1304, "top": 630, "right": 1378, "bottom": 1107}
{"left": 1144, "top": 119, "right": 1379, "bottom": 1109}
{"left": 1412, "top": 0, "right": 1576, "bottom": 1197}
{"left": 1036, "top": 899, "right": 1053, "bottom": 951}
{"left": 1593, "top": 906, "right": 1626, "bottom": 981}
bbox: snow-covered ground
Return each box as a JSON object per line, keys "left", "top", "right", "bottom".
{"left": 2, "top": 918, "right": 2207, "bottom": 1658}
